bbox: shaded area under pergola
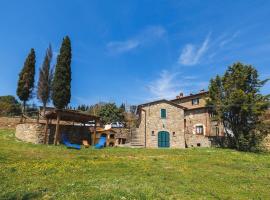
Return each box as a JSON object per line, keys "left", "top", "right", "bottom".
{"left": 44, "top": 109, "right": 100, "bottom": 145}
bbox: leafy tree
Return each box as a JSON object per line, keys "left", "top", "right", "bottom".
{"left": 52, "top": 36, "right": 72, "bottom": 109}
{"left": 0, "top": 95, "right": 21, "bottom": 116}
{"left": 37, "top": 45, "right": 53, "bottom": 115}
{"left": 97, "top": 103, "right": 124, "bottom": 124}
{"left": 16, "top": 48, "right": 36, "bottom": 113}
{"left": 208, "top": 62, "right": 270, "bottom": 151}
{"left": 88, "top": 102, "right": 106, "bottom": 116}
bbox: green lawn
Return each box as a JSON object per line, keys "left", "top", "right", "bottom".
{"left": 0, "top": 129, "right": 270, "bottom": 200}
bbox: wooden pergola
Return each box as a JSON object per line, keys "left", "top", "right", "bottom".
{"left": 44, "top": 109, "right": 100, "bottom": 145}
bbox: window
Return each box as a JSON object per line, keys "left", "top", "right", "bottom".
{"left": 161, "top": 109, "right": 166, "bottom": 119}
{"left": 216, "top": 127, "right": 219, "bottom": 136}
{"left": 192, "top": 98, "right": 199, "bottom": 105}
{"left": 151, "top": 131, "right": 155, "bottom": 136}
{"left": 195, "top": 125, "right": 204, "bottom": 135}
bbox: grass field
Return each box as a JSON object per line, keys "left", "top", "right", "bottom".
{"left": 0, "top": 129, "right": 270, "bottom": 200}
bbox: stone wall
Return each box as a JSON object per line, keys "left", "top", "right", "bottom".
{"left": 137, "top": 102, "right": 185, "bottom": 148}
{"left": 185, "top": 108, "right": 210, "bottom": 136}
{"left": 0, "top": 117, "right": 21, "bottom": 129}
{"left": 263, "top": 134, "right": 270, "bottom": 151}
{"left": 16, "top": 123, "right": 46, "bottom": 144}
{"left": 185, "top": 134, "right": 211, "bottom": 147}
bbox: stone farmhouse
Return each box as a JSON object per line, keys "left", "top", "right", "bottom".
{"left": 132, "top": 90, "right": 224, "bottom": 148}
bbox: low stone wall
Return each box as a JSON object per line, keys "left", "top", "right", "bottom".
{"left": 0, "top": 117, "right": 21, "bottom": 129}
{"left": 16, "top": 123, "right": 46, "bottom": 144}
{"left": 185, "top": 134, "right": 211, "bottom": 147}
{"left": 263, "top": 135, "right": 270, "bottom": 151}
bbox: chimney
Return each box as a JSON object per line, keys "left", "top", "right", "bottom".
{"left": 179, "top": 93, "right": 184, "bottom": 98}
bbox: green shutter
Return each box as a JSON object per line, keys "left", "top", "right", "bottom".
{"left": 161, "top": 109, "right": 166, "bottom": 119}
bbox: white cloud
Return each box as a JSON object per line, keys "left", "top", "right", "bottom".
{"left": 178, "top": 34, "right": 210, "bottom": 66}
{"left": 106, "top": 25, "right": 166, "bottom": 54}
{"left": 147, "top": 70, "right": 209, "bottom": 100}
{"left": 107, "top": 40, "right": 140, "bottom": 54}
{"left": 147, "top": 70, "right": 182, "bottom": 99}
{"left": 219, "top": 31, "right": 240, "bottom": 47}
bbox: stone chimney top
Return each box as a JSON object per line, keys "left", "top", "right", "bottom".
{"left": 200, "top": 89, "right": 205, "bottom": 93}
{"left": 176, "top": 93, "right": 184, "bottom": 99}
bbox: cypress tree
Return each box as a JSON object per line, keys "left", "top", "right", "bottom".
{"left": 16, "top": 48, "right": 36, "bottom": 114}
{"left": 52, "top": 36, "right": 72, "bottom": 109}
{"left": 37, "top": 45, "right": 53, "bottom": 115}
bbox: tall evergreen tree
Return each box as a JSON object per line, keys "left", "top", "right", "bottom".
{"left": 37, "top": 45, "right": 53, "bottom": 115}
{"left": 52, "top": 36, "right": 72, "bottom": 109}
{"left": 16, "top": 48, "right": 36, "bottom": 113}
{"left": 208, "top": 62, "right": 269, "bottom": 151}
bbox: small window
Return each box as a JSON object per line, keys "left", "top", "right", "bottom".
{"left": 151, "top": 131, "right": 155, "bottom": 136}
{"left": 161, "top": 109, "right": 166, "bottom": 119}
{"left": 195, "top": 125, "right": 204, "bottom": 135}
{"left": 173, "top": 132, "right": 176, "bottom": 136}
{"left": 216, "top": 127, "right": 219, "bottom": 136}
{"left": 197, "top": 143, "right": 201, "bottom": 147}
{"left": 192, "top": 98, "right": 199, "bottom": 105}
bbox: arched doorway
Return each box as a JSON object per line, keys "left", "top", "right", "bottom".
{"left": 158, "top": 131, "right": 170, "bottom": 148}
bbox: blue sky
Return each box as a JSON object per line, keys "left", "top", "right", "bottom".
{"left": 0, "top": 0, "right": 270, "bottom": 107}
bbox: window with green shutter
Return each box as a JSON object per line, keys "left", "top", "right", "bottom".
{"left": 161, "top": 109, "right": 166, "bottom": 119}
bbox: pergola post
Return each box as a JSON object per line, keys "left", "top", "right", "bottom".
{"left": 54, "top": 112, "right": 61, "bottom": 145}
{"left": 92, "top": 120, "right": 97, "bottom": 145}
{"left": 44, "top": 118, "right": 49, "bottom": 144}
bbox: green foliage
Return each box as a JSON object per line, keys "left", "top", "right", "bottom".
{"left": 52, "top": 36, "right": 72, "bottom": 109}
{"left": 1, "top": 129, "right": 270, "bottom": 199}
{"left": 87, "top": 102, "right": 105, "bottom": 116}
{"left": 97, "top": 103, "right": 124, "bottom": 124}
{"left": 0, "top": 96, "right": 21, "bottom": 116}
{"left": 16, "top": 48, "right": 36, "bottom": 112}
{"left": 77, "top": 104, "right": 89, "bottom": 112}
{"left": 208, "top": 62, "right": 270, "bottom": 151}
{"left": 37, "top": 45, "right": 53, "bottom": 114}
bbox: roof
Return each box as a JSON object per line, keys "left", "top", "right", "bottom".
{"left": 45, "top": 109, "right": 99, "bottom": 123}
{"left": 170, "top": 91, "right": 209, "bottom": 102}
{"left": 137, "top": 99, "right": 187, "bottom": 110}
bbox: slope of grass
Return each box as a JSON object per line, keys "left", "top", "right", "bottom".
{"left": 0, "top": 129, "right": 270, "bottom": 199}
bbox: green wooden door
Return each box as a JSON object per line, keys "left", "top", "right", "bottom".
{"left": 158, "top": 131, "right": 170, "bottom": 148}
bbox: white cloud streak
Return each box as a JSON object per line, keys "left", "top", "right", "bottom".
{"left": 106, "top": 26, "right": 166, "bottom": 54}
{"left": 178, "top": 34, "right": 210, "bottom": 66}
{"left": 219, "top": 31, "right": 240, "bottom": 47}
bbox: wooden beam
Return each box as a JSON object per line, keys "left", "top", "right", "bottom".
{"left": 54, "top": 112, "right": 61, "bottom": 145}
{"left": 92, "top": 121, "right": 97, "bottom": 145}
{"left": 44, "top": 118, "right": 49, "bottom": 144}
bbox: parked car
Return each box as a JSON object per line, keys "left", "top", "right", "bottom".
{"left": 108, "top": 122, "right": 125, "bottom": 128}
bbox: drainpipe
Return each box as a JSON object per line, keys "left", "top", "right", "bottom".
{"left": 141, "top": 108, "right": 147, "bottom": 148}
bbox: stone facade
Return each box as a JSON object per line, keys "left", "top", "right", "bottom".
{"left": 135, "top": 91, "right": 225, "bottom": 148}
{"left": 137, "top": 101, "right": 185, "bottom": 148}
